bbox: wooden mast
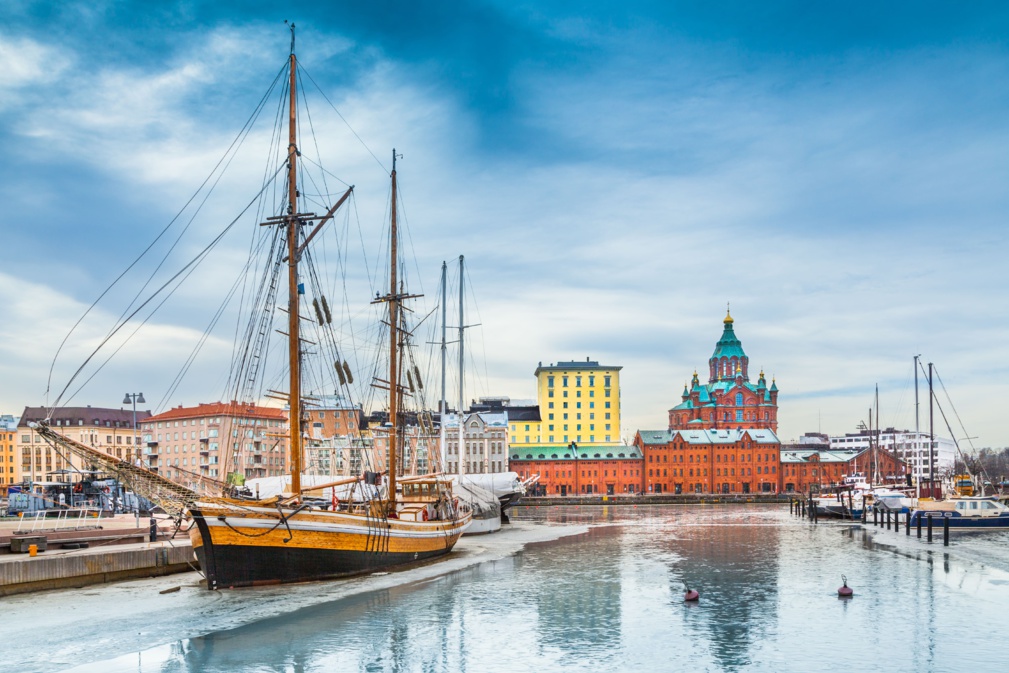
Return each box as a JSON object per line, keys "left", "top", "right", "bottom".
{"left": 388, "top": 149, "right": 399, "bottom": 506}
{"left": 287, "top": 28, "right": 303, "bottom": 497}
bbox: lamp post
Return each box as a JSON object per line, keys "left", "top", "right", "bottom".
{"left": 123, "top": 392, "right": 146, "bottom": 466}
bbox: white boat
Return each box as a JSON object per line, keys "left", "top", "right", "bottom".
{"left": 910, "top": 497, "right": 1009, "bottom": 530}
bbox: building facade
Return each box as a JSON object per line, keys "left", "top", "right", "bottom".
{"left": 509, "top": 359, "right": 623, "bottom": 447}
{"left": 636, "top": 427, "right": 781, "bottom": 494}
{"left": 780, "top": 447, "right": 906, "bottom": 493}
{"left": 142, "top": 402, "right": 287, "bottom": 482}
{"left": 1, "top": 414, "right": 18, "bottom": 486}
{"left": 443, "top": 411, "right": 509, "bottom": 475}
{"left": 830, "top": 428, "right": 954, "bottom": 484}
{"left": 18, "top": 406, "right": 151, "bottom": 483}
{"left": 304, "top": 395, "right": 365, "bottom": 477}
{"left": 508, "top": 443, "right": 643, "bottom": 495}
{"left": 668, "top": 311, "right": 778, "bottom": 432}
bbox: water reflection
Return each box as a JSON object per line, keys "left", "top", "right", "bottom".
{"left": 70, "top": 505, "right": 1009, "bottom": 673}
{"left": 666, "top": 512, "right": 780, "bottom": 671}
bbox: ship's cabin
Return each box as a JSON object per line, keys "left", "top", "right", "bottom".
{"left": 953, "top": 498, "right": 1007, "bottom": 517}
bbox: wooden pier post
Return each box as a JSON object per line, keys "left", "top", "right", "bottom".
{"left": 917, "top": 513, "right": 922, "bottom": 538}
{"left": 906, "top": 511, "right": 911, "bottom": 536}
{"left": 927, "top": 514, "right": 933, "bottom": 542}
{"left": 943, "top": 516, "right": 950, "bottom": 546}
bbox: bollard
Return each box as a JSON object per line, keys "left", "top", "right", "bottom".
{"left": 917, "top": 512, "right": 922, "bottom": 538}
{"left": 943, "top": 516, "right": 950, "bottom": 547}
{"left": 927, "top": 514, "right": 933, "bottom": 542}
{"left": 906, "top": 511, "right": 911, "bottom": 536}
{"left": 150, "top": 517, "right": 158, "bottom": 542}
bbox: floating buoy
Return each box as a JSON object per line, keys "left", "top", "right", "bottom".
{"left": 684, "top": 584, "right": 699, "bottom": 602}
{"left": 838, "top": 574, "right": 853, "bottom": 598}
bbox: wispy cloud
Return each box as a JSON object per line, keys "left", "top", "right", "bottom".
{"left": 2, "top": 3, "right": 1008, "bottom": 449}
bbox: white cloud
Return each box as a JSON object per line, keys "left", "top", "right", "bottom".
{"left": 3, "top": 20, "right": 1009, "bottom": 452}
{"left": 0, "top": 33, "right": 71, "bottom": 94}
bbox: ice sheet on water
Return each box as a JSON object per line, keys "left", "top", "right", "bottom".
{"left": 7, "top": 521, "right": 587, "bottom": 673}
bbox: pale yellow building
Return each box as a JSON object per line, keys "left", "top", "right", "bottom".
{"left": 509, "top": 359, "right": 622, "bottom": 447}
{"left": 17, "top": 406, "right": 151, "bottom": 484}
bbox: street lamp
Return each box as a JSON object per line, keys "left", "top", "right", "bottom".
{"left": 123, "top": 392, "right": 146, "bottom": 466}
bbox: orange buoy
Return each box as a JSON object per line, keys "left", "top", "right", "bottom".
{"left": 838, "top": 575, "right": 853, "bottom": 598}
{"left": 684, "top": 584, "right": 699, "bottom": 602}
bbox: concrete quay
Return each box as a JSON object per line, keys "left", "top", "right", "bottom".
{"left": 0, "top": 514, "right": 196, "bottom": 596}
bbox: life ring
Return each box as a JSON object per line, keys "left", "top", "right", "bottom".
{"left": 452, "top": 497, "right": 460, "bottom": 511}
{"left": 103, "top": 487, "right": 110, "bottom": 494}
{"left": 422, "top": 508, "right": 429, "bottom": 521}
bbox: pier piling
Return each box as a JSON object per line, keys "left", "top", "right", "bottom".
{"left": 894, "top": 510, "right": 900, "bottom": 533}
{"left": 943, "top": 516, "right": 950, "bottom": 546}
{"left": 927, "top": 514, "right": 933, "bottom": 542}
{"left": 917, "top": 513, "right": 922, "bottom": 538}
{"left": 886, "top": 511, "right": 891, "bottom": 531}
{"left": 873, "top": 508, "right": 878, "bottom": 527}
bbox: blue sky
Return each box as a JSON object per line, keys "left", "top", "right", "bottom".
{"left": 2, "top": 1, "right": 1008, "bottom": 448}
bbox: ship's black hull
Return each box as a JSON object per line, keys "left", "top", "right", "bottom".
{"left": 191, "top": 509, "right": 457, "bottom": 590}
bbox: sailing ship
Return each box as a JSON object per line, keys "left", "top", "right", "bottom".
{"left": 34, "top": 27, "right": 471, "bottom": 589}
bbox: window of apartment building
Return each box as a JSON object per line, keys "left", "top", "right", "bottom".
{"left": 547, "top": 376, "right": 554, "bottom": 387}
{"left": 604, "top": 376, "right": 611, "bottom": 387}
{"left": 562, "top": 376, "right": 568, "bottom": 387}
{"left": 575, "top": 376, "right": 582, "bottom": 387}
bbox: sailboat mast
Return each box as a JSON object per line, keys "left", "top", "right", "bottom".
{"left": 914, "top": 354, "right": 920, "bottom": 498}
{"left": 286, "top": 40, "right": 303, "bottom": 497}
{"left": 874, "top": 385, "right": 880, "bottom": 484}
{"left": 928, "top": 361, "right": 934, "bottom": 496}
{"left": 457, "top": 255, "right": 465, "bottom": 478}
{"left": 439, "top": 261, "right": 447, "bottom": 471}
{"left": 388, "top": 150, "right": 400, "bottom": 501}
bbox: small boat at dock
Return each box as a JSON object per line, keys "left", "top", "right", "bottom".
{"left": 909, "top": 497, "right": 1009, "bottom": 530}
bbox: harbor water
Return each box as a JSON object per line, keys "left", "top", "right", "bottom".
{"left": 40, "top": 505, "right": 1009, "bottom": 672}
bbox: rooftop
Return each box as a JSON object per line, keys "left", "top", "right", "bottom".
{"left": 145, "top": 402, "right": 287, "bottom": 423}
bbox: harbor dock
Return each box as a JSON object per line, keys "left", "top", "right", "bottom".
{"left": 0, "top": 513, "right": 196, "bottom": 596}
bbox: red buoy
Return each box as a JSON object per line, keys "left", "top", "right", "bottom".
{"left": 684, "top": 587, "right": 699, "bottom": 602}
{"left": 837, "top": 575, "right": 853, "bottom": 598}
